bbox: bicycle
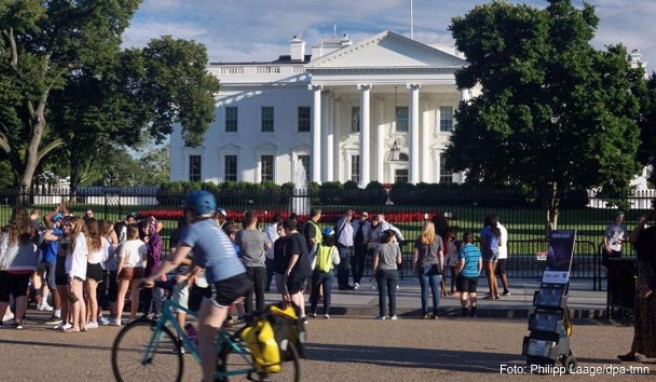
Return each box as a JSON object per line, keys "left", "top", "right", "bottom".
{"left": 111, "top": 281, "right": 301, "bottom": 382}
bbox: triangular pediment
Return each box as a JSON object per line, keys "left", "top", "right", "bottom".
{"left": 306, "top": 30, "right": 467, "bottom": 70}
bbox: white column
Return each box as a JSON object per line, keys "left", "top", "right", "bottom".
{"left": 408, "top": 83, "right": 421, "bottom": 184}
{"left": 332, "top": 96, "right": 341, "bottom": 182}
{"left": 321, "top": 94, "right": 331, "bottom": 183}
{"left": 358, "top": 84, "right": 371, "bottom": 187}
{"left": 421, "top": 99, "right": 430, "bottom": 183}
{"left": 375, "top": 97, "right": 385, "bottom": 182}
{"left": 310, "top": 84, "right": 322, "bottom": 183}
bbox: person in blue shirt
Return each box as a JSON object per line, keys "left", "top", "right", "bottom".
{"left": 480, "top": 215, "right": 502, "bottom": 300}
{"left": 456, "top": 232, "right": 482, "bottom": 317}
{"left": 145, "top": 190, "right": 252, "bottom": 382}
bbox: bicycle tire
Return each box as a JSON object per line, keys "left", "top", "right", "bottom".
{"left": 217, "top": 340, "right": 300, "bottom": 382}
{"left": 111, "top": 319, "right": 184, "bottom": 382}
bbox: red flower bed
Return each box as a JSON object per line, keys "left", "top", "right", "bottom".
{"left": 137, "top": 209, "right": 455, "bottom": 224}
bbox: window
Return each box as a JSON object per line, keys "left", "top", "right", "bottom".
{"left": 396, "top": 107, "right": 408, "bottom": 132}
{"left": 225, "top": 107, "right": 238, "bottom": 132}
{"left": 351, "top": 155, "right": 360, "bottom": 183}
{"left": 351, "top": 106, "right": 360, "bottom": 132}
{"left": 225, "top": 155, "right": 238, "bottom": 181}
{"left": 261, "top": 155, "right": 274, "bottom": 182}
{"left": 394, "top": 169, "right": 408, "bottom": 183}
{"left": 298, "top": 155, "right": 310, "bottom": 182}
{"left": 261, "top": 107, "right": 274, "bottom": 132}
{"left": 298, "top": 107, "right": 311, "bottom": 132}
{"left": 440, "top": 154, "right": 454, "bottom": 184}
{"left": 189, "top": 155, "right": 201, "bottom": 182}
{"left": 440, "top": 106, "right": 453, "bottom": 132}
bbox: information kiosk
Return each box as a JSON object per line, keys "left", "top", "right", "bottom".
{"left": 522, "top": 230, "right": 577, "bottom": 371}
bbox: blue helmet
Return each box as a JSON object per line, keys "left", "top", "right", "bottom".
{"left": 184, "top": 190, "right": 216, "bottom": 218}
{"left": 322, "top": 227, "right": 335, "bottom": 236}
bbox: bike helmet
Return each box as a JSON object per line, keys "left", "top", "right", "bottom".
{"left": 184, "top": 190, "right": 216, "bottom": 218}
{"left": 322, "top": 227, "right": 335, "bottom": 236}
{"left": 217, "top": 207, "right": 228, "bottom": 218}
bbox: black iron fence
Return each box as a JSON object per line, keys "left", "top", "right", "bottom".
{"left": 3, "top": 186, "right": 651, "bottom": 287}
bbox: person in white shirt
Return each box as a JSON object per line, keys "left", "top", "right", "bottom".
{"left": 495, "top": 218, "right": 511, "bottom": 296}
{"left": 65, "top": 217, "right": 88, "bottom": 332}
{"left": 115, "top": 224, "right": 147, "bottom": 325}
{"left": 264, "top": 213, "right": 282, "bottom": 292}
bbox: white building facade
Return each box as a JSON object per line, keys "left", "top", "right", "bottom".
{"left": 170, "top": 31, "right": 476, "bottom": 186}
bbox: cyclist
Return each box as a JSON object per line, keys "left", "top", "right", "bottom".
{"left": 144, "top": 190, "right": 252, "bottom": 382}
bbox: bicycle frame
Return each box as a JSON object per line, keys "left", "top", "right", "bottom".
{"left": 141, "top": 297, "right": 255, "bottom": 379}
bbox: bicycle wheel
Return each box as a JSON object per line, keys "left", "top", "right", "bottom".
{"left": 218, "top": 341, "right": 300, "bottom": 382}
{"left": 111, "top": 319, "right": 184, "bottom": 382}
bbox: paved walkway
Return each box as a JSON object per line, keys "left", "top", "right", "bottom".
{"left": 268, "top": 278, "right": 612, "bottom": 319}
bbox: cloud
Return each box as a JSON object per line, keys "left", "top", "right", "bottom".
{"left": 123, "top": 0, "right": 656, "bottom": 68}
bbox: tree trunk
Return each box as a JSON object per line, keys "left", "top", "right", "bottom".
{"left": 545, "top": 181, "right": 560, "bottom": 232}
{"left": 69, "top": 160, "right": 81, "bottom": 203}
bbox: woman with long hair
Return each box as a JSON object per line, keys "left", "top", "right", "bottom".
{"left": 84, "top": 219, "right": 108, "bottom": 329}
{"left": 0, "top": 208, "right": 39, "bottom": 329}
{"left": 480, "top": 215, "right": 501, "bottom": 300}
{"left": 65, "top": 217, "right": 88, "bottom": 332}
{"left": 412, "top": 221, "right": 444, "bottom": 319}
{"left": 115, "top": 224, "right": 147, "bottom": 325}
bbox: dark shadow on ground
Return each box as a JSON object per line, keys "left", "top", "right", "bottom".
{"left": 0, "top": 338, "right": 111, "bottom": 352}
{"left": 304, "top": 343, "right": 523, "bottom": 373}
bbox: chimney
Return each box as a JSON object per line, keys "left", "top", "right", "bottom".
{"left": 290, "top": 36, "right": 306, "bottom": 62}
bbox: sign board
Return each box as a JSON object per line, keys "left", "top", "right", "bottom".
{"left": 542, "top": 230, "right": 576, "bottom": 284}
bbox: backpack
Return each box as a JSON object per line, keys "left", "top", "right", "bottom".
{"left": 265, "top": 303, "right": 307, "bottom": 359}
{"left": 315, "top": 244, "right": 336, "bottom": 273}
{"left": 241, "top": 317, "right": 282, "bottom": 374}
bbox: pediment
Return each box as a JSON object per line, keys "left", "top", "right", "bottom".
{"left": 306, "top": 30, "right": 467, "bottom": 70}
{"left": 218, "top": 143, "right": 241, "bottom": 152}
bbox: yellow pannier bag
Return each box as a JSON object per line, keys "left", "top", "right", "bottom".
{"left": 241, "top": 318, "right": 282, "bottom": 373}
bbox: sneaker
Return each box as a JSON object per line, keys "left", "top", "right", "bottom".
{"left": 503, "top": 290, "right": 511, "bottom": 296}
{"left": 390, "top": 315, "right": 398, "bottom": 320}
{"left": 176, "top": 339, "right": 186, "bottom": 355}
{"left": 110, "top": 319, "right": 122, "bottom": 327}
{"left": 376, "top": 315, "right": 386, "bottom": 320}
{"left": 98, "top": 316, "right": 110, "bottom": 326}
{"left": 301, "top": 316, "right": 309, "bottom": 324}
{"left": 354, "top": 283, "right": 360, "bottom": 290}
{"left": 324, "top": 314, "right": 330, "bottom": 319}
{"left": 310, "top": 313, "right": 317, "bottom": 318}
{"left": 46, "top": 316, "right": 63, "bottom": 325}
{"left": 13, "top": 321, "right": 23, "bottom": 330}
{"left": 85, "top": 322, "right": 99, "bottom": 329}
{"left": 39, "top": 303, "right": 54, "bottom": 312}
{"left": 57, "top": 322, "right": 72, "bottom": 331}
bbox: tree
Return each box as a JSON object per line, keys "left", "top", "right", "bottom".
{"left": 48, "top": 36, "right": 219, "bottom": 192}
{"left": 0, "top": 0, "right": 141, "bottom": 193}
{"left": 446, "top": 0, "right": 643, "bottom": 228}
{"left": 636, "top": 74, "right": 656, "bottom": 186}
{"left": 0, "top": 2, "right": 219, "bottom": 198}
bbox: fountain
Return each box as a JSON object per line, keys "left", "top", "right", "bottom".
{"left": 291, "top": 159, "right": 310, "bottom": 216}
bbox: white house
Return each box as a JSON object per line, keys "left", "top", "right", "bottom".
{"left": 170, "top": 30, "right": 478, "bottom": 186}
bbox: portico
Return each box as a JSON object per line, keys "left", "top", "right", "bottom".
{"left": 305, "top": 30, "right": 469, "bottom": 185}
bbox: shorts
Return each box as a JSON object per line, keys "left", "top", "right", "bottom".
{"left": 55, "top": 256, "right": 68, "bottom": 286}
{"left": 119, "top": 267, "right": 144, "bottom": 281}
{"left": 171, "top": 280, "right": 190, "bottom": 313}
{"left": 495, "top": 259, "right": 507, "bottom": 275}
{"left": 0, "top": 272, "right": 31, "bottom": 302}
{"left": 86, "top": 263, "right": 104, "bottom": 282}
{"left": 210, "top": 273, "right": 253, "bottom": 307}
{"left": 456, "top": 274, "right": 478, "bottom": 293}
{"left": 286, "top": 277, "right": 305, "bottom": 295}
{"left": 482, "top": 248, "right": 498, "bottom": 262}
{"left": 189, "top": 284, "right": 211, "bottom": 312}
{"left": 44, "top": 261, "right": 57, "bottom": 290}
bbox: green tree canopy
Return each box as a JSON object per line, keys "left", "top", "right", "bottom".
{"left": 446, "top": 0, "right": 643, "bottom": 227}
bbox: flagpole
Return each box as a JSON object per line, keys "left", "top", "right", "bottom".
{"left": 410, "top": 0, "right": 414, "bottom": 40}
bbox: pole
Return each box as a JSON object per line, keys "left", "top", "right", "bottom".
{"left": 410, "top": 0, "right": 414, "bottom": 40}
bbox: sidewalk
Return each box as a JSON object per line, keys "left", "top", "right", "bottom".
{"left": 266, "top": 278, "right": 610, "bottom": 319}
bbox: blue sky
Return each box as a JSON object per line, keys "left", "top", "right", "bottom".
{"left": 123, "top": 0, "right": 656, "bottom": 70}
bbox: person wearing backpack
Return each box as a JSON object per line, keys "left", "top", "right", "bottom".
{"left": 309, "top": 228, "right": 340, "bottom": 319}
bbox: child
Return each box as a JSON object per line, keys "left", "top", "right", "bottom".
{"left": 455, "top": 232, "right": 482, "bottom": 317}
{"left": 309, "top": 228, "right": 340, "bottom": 319}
